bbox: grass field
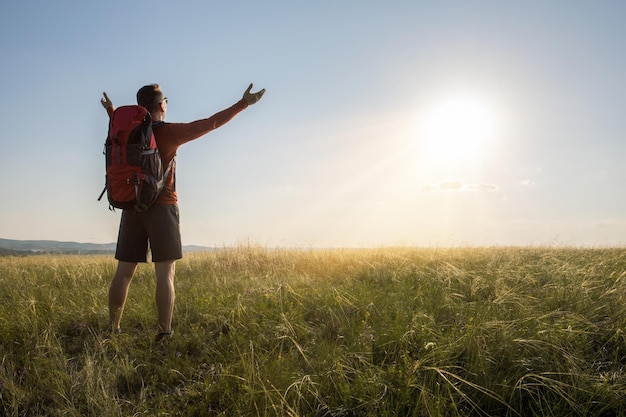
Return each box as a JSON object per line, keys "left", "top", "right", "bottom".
{"left": 1, "top": 247, "right": 626, "bottom": 416}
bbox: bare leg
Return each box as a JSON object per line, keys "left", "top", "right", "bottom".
{"left": 155, "top": 260, "right": 176, "bottom": 333}
{"left": 109, "top": 261, "right": 138, "bottom": 332}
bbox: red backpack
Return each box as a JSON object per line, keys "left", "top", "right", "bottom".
{"left": 98, "top": 105, "right": 173, "bottom": 211}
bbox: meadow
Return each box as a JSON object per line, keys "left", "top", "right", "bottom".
{"left": 1, "top": 247, "right": 625, "bottom": 416}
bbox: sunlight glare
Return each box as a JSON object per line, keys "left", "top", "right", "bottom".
{"left": 418, "top": 96, "right": 496, "bottom": 168}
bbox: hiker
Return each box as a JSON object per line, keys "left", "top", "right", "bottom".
{"left": 101, "top": 83, "right": 265, "bottom": 340}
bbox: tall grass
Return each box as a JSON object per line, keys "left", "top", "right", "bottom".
{"left": 1, "top": 247, "right": 626, "bottom": 416}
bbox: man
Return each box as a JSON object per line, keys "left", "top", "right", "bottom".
{"left": 101, "top": 83, "right": 265, "bottom": 340}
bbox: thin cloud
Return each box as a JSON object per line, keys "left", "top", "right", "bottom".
{"left": 467, "top": 183, "right": 500, "bottom": 192}
{"left": 422, "top": 180, "right": 499, "bottom": 193}
{"left": 440, "top": 179, "right": 464, "bottom": 191}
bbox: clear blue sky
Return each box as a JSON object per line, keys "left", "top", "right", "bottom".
{"left": 1, "top": 1, "right": 625, "bottom": 247}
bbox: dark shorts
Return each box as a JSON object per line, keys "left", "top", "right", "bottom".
{"left": 115, "top": 204, "right": 182, "bottom": 263}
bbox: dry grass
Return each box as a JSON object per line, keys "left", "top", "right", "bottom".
{"left": 1, "top": 247, "right": 626, "bottom": 416}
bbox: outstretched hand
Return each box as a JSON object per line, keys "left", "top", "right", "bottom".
{"left": 100, "top": 92, "right": 113, "bottom": 110}
{"left": 243, "top": 83, "right": 265, "bottom": 105}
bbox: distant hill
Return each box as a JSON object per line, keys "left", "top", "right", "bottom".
{"left": 0, "top": 246, "right": 26, "bottom": 256}
{"left": 0, "top": 238, "right": 214, "bottom": 256}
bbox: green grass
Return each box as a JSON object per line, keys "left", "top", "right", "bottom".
{"left": 1, "top": 247, "right": 626, "bottom": 416}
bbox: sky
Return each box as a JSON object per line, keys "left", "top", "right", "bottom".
{"left": 1, "top": 1, "right": 626, "bottom": 248}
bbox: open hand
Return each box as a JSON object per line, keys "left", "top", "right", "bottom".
{"left": 100, "top": 92, "right": 113, "bottom": 110}
{"left": 243, "top": 83, "right": 265, "bottom": 105}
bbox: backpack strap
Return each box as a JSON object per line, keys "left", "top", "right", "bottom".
{"left": 164, "top": 159, "right": 174, "bottom": 180}
{"left": 151, "top": 120, "right": 175, "bottom": 185}
{"left": 97, "top": 185, "right": 107, "bottom": 202}
{"left": 97, "top": 185, "right": 116, "bottom": 211}
{"left": 133, "top": 172, "right": 147, "bottom": 212}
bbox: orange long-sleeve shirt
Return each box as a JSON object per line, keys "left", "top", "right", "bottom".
{"left": 107, "top": 99, "right": 249, "bottom": 205}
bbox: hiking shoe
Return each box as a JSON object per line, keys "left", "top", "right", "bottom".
{"left": 103, "top": 326, "right": 121, "bottom": 336}
{"left": 155, "top": 331, "right": 173, "bottom": 342}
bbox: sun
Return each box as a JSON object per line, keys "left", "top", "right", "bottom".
{"left": 418, "top": 96, "right": 496, "bottom": 168}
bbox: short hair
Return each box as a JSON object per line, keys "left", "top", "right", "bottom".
{"left": 136, "top": 84, "right": 165, "bottom": 112}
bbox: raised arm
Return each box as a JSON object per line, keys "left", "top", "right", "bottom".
{"left": 157, "top": 83, "right": 266, "bottom": 146}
